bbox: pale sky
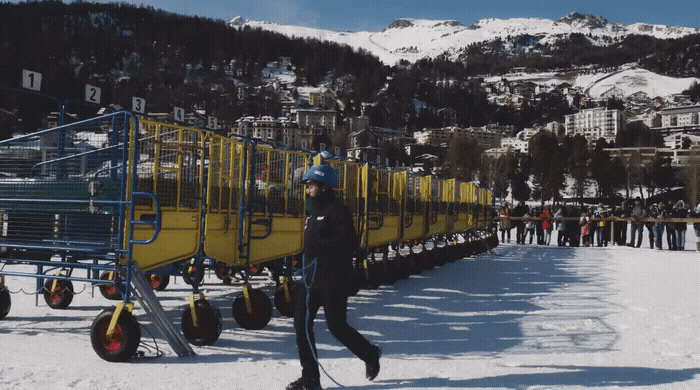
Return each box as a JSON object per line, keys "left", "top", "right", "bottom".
{"left": 33, "top": 0, "right": 700, "bottom": 31}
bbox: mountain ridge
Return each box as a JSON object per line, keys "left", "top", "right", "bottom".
{"left": 232, "top": 12, "right": 700, "bottom": 65}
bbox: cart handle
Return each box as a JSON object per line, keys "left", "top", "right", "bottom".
{"left": 130, "top": 191, "right": 161, "bottom": 245}
{"left": 250, "top": 197, "right": 274, "bottom": 240}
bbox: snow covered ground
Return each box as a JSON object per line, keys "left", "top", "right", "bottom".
{"left": 2, "top": 229, "right": 700, "bottom": 389}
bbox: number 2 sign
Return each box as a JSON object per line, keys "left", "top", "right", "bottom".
{"left": 85, "top": 85, "right": 102, "bottom": 104}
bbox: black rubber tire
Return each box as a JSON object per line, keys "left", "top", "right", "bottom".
{"left": 361, "top": 259, "right": 382, "bottom": 290}
{"left": 397, "top": 253, "right": 412, "bottom": 279}
{"left": 232, "top": 287, "right": 273, "bottom": 330}
{"left": 422, "top": 248, "right": 436, "bottom": 271}
{"left": 273, "top": 282, "right": 297, "bottom": 318}
{"left": 149, "top": 274, "right": 170, "bottom": 291}
{"left": 98, "top": 272, "right": 123, "bottom": 301}
{"left": 90, "top": 308, "right": 141, "bottom": 362}
{"left": 43, "top": 279, "right": 74, "bottom": 309}
{"left": 182, "top": 263, "right": 205, "bottom": 286}
{"left": 182, "top": 300, "right": 223, "bottom": 346}
{"left": 0, "top": 286, "right": 10, "bottom": 320}
{"left": 383, "top": 255, "right": 400, "bottom": 285}
{"left": 249, "top": 264, "right": 264, "bottom": 276}
{"left": 214, "top": 262, "right": 232, "bottom": 281}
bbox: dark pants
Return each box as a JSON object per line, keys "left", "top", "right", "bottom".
{"left": 501, "top": 229, "right": 511, "bottom": 242}
{"left": 516, "top": 223, "right": 526, "bottom": 244}
{"left": 629, "top": 222, "right": 643, "bottom": 247}
{"left": 294, "top": 286, "right": 375, "bottom": 384}
{"left": 666, "top": 225, "right": 677, "bottom": 250}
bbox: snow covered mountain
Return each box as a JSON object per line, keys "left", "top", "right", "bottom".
{"left": 230, "top": 13, "right": 700, "bottom": 65}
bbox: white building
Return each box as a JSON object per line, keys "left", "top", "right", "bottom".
{"left": 564, "top": 107, "right": 623, "bottom": 142}
{"left": 294, "top": 109, "right": 336, "bottom": 132}
{"left": 663, "top": 133, "right": 700, "bottom": 149}
{"left": 659, "top": 104, "right": 700, "bottom": 129}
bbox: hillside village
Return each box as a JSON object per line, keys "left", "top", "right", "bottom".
{"left": 2, "top": 3, "right": 700, "bottom": 202}
{"left": 213, "top": 58, "right": 700, "bottom": 173}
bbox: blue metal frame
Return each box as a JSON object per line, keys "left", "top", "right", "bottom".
{"left": 0, "top": 111, "right": 162, "bottom": 304}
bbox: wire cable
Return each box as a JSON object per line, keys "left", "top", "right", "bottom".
{"left": 300, "top": 254, "right": 345, "bottom": 388}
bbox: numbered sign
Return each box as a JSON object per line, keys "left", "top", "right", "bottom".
{"left": 173, "top": 106, "right": 185, "bottom": 123}
{"left": 207, "top": 116, "right": 217, "bottom": 130}
{"left": 132, "top": 97, "right": 146, "bottom": 114}
{"left": 85, "top": 84, "right": 101, "bottom": 104}
{"left": 334, "top": 146, "right": 341, "bottom": 156}
{"left": 22, "top": 70, "right": 42, "bottom": 91}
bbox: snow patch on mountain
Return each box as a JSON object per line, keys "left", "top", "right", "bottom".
{"left": 231, "top": 13, "right": 700, "bottom": 65}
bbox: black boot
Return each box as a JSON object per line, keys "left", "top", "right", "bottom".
{"left": 286, "top": 378, "right": 321, "bottom": 390}
{"left": 366, "top": 345, "right": 382, "bottom": 381}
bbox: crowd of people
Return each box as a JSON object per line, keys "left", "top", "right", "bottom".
{"left": 498, "top": 198, "right": 700, "bottom": 251}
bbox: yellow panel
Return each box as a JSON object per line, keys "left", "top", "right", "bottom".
{"left": 130, "top": 209, "right": 201, "bottom": 270}
{"left": 249, "top": 216, "right": 306, "bottom": 266}
{"left": 367, "top": 215, "right": 401, "bottom": 247}
{"left": 125, "top": 120, "right": 206, "bottom": 270}
{"left": 203, "top": 212, "right": 240, "bottom": 264}
{"left": 402, "top": 215, "right": 427, "bottom": 241}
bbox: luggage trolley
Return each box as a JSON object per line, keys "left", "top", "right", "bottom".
{"left": 360, "top": 164, "right": 404, "bottom": 286}
{"left": 0, "top": 112, "right": 178, "bottom": 361}
{"left": 203, "top": 135, "right": 310, "bottom": 328}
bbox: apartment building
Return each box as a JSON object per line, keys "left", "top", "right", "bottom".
{"left": 564, "top": 107, "right": 623, "bottom": 142}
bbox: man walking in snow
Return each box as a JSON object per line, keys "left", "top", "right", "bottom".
{"left": 628, "top": 197, "right": 646, "bottom": 248}
{"left": 288, "top": 165, "right": 381, "bottom": 390}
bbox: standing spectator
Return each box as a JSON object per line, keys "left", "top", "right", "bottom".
{"left": 580, "top": 207, "right": 592, "bottom": 247}
{"left": 499, "top": 202, "right": 512, "bottom": 243}
{"left": 666, "top": 200, "right": 677, "bottom": 250}
{"left": 535, "top": 207, "right": 544, "bottom": 245}
{"left": 512, "top": 201, "right": 529, "bottom": 245}
{"left": 524, "top": 211, "right": 536, "bottom": 244}
{"left": 654, "top": 202, "right": 666, "bottom": 250}
{"left": 614, "top": 202, "right": 629, "bottom": 246}
{"left": 540, "top": 207, "right": 553, "bottom": 246}
{"left": 593, "top": 203, "right": 606, "bottom": 247}
{"left": 628, "top": 197, "right": 646, "bottom": 248}
{"left": 645, "top": 204, "right": 656, "bottom": 249}
{"left": 673, "top": 200, "right": 688, "bottom": 250}
{"left": 554, "top": 206, "right": 567, "bottom": 247}
{"left": 568, "top": 204, "right": 581, "bottom": 247}
{"left": 693, "top": 203, "right": 700, "bottom": 252}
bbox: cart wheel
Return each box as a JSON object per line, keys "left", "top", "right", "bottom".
{"left": 99, "top": 272, "right": 123, "bottom": 301}
{"left": 182, "top": 299, "right": 222, "bottom": 346}
{"left": 214, "top": 262, "right": 232, "bottom": 281}
{"left": 435, "top": 244, "right": 448, "bottom": 266}
{"left": 90, "top": 308, "right": 141, "bottom": 362}
{"left": 149, "top": 274, "right": 170, "bottom": 291}
{"left": 273, "top": 282, "right": 297, "bottom": 318}
{"left": 183, "top": 264, "right": 204, "bottom": 286}
{"left": 232, "top": 287, "right": 272, "bottom": 330}
{"left": 249, "top": 265, "right": 264, "bottom": 276}
{"left": 422, "top": 248, "right": 436, "bottom": 271}
{"left": 0, "top": 286, "right": 10, "bottom": 320}
{"left": 43, "top": 280, "right": 74, "bottom": 309}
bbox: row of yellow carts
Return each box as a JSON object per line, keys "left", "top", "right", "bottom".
{"left": 0, "top": 112, "right": 496, "bottom": 361}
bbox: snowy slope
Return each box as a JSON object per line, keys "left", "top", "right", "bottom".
{"left": 576, "top": 67, "right": 700, "bottom": 99}
{"left": 232, "top": 14, "right": 700, "bottom": 65}
{"left": 484, "top": 64, "right": 700, "bottom": 99}
{"left": 2, "top": 231, "right": 700, "bottom": 389}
